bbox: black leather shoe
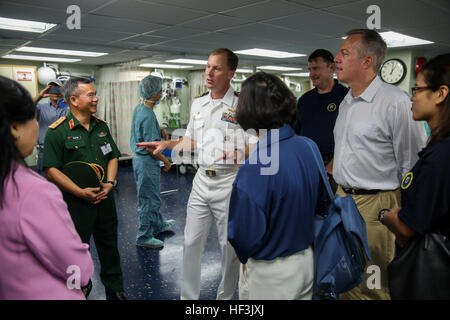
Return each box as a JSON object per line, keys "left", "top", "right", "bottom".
{"left": 105, "top": 290, "right": 128, "bottom": 300}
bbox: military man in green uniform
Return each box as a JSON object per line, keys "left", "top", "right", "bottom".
{"left": 43, "top": 77, "right": 127, "bottom": 300}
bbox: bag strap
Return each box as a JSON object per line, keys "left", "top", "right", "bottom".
{"left": 304, "top": 138, "right": 335, "bottom": 201}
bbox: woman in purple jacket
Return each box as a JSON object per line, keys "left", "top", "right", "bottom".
{"left": 0, "top": 76, "right": 94, "bottom": 299}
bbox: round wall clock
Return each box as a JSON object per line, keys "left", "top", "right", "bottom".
{"left": 380, "top": 58, "right": 407, "bottom": 85}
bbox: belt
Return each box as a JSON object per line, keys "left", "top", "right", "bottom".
{"left": 342, "top": 187, "right": 381, "bottom": 195}
{"left": 201, "top": 167, "right": 238, "bottom": 177}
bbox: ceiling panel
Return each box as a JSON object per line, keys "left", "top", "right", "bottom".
{"left": 397, "top": 23, "right": 450, "bottom": 46}
{"left": 94, "top": 0, "right": 205, "bottom": 25}
{"left": 182, "top": 32, "right": 286, "bottom": 53}
{"left": 287, "top": 37, "right": 349, "bottom": 57}
{"left": 6, "top": 0, "right": 113, "bottom": 12}
{"left": 111, "top": 35, "right": 168, "bottom": 48}
{"left": 152, "top": 39, "right": 219, "bottom": 53}
{"left": 287, "top": 0, "right": 364, "bottom": 9}
{"left": 223, "top": 0, "right": 312, "bottom": 21}
{"left": 0, "top": 38, "right": 30, "bottom": 46}
{"left": 144, "top": 26, "right": 208, "bottom": 39}
{"left": 417, "top": 0, "right": 450, "bottom": 11}
{"left": 222, "top": 23, "right": 328, "bottom": 44}
{"left": 141, "top": 44, "right": 209, "bottom": 57}
{"left": 0, "top": 2, "right": 66, "bottom": 24}
{"left": 40, "top": 27, "right": 136, "bottom": 44}
{"left": 331, "top": 0, "right": 450, "bottom": 30}
{"left": 141, "top": 0, "right": 265, "bottom": 13}
{"left": 0, "top": 29, "right": 38, "bottom": 41}
{"left": 0, "top": 0, "right": 447, "bottom": 67}
{"left": 265, "top": 10, "right": 361, "bottom": 37}
{"left": 82, "top": 14, "right": 165, "bottom": 34}
{"left": 178, "top": 15, "right": 249, "bottom": 31}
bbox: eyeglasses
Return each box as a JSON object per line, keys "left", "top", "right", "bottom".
{"left": 84, "top": 93, "right": 98, "bottom": 99}
{"left": 411, "top": 86, "right": 430, "bottom": 96}
{"left": 73, "top": 93, "right": 99, "bottom": 99}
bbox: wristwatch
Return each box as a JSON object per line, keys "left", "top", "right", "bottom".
{"left": 105, "top": 180, "right": 115, "bottom": 186}
{"left": 378, "top": 209, "right": 390, "bottom": 225}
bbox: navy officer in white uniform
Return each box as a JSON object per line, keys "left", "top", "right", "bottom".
{"left": 137, "top": 48, "right": 257, "bottom": 300}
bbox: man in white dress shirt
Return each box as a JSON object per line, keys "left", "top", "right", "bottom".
{"left": 137, "top": 48, "right": 256, "bottom": 300}
{"left": 332, "top": 29, "right": 427, "bottom": 300}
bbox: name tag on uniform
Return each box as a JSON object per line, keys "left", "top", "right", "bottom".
{"left": 100, "top": 143, "right": 112, "bottom": 155}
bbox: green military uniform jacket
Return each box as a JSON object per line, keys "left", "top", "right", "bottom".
{"left": 43, "top": 111, "right": 120, "bottom": 179}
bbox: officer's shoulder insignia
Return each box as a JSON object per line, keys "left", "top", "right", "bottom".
{"left": 48, "top": 116, "right": 66, "bottom": 129}
{"left": 234, "top": 91, "right": 239, "bottom": 96}
{"left": 194, "top": 92, "right": 208, "bottom": 99}
{"left": 401, "top": 172, "right": 413, "bottom": 189}
{"left": 92, "top": 116, "right": 108, "bottom": 124}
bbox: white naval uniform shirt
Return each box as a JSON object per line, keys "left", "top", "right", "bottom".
{"left": 185, "top": 86, "right": 257, "bottom": 170}
{"left": 333, "top": 76, "right": 427, "bottom": 190}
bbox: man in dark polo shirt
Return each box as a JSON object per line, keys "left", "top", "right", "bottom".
{"left": 294, "top": 49, "right": 348, "bottom": 191}
{"left": 43, "top": 77, "right": 127, "bottom": 300}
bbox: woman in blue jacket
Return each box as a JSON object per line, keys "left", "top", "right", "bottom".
{"left": 227, "top": 72, "right": 326, "bottom": 300}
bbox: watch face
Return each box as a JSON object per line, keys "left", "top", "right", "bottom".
{"left": 380, "top": 59, "right": 407, "bottom": 85}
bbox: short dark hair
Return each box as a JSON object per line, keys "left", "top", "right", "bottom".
{"left": 0, "top": 76, "right": 36, "bottom": 207}
{"left": 346, "top": 29, "right": 387, "bottom": 72}
{"left": 236, "top": 72, "right": 297, "bottom": 133}
{"left": 62, "top": 76, "right": 92, "bottom": 104}
{"left": 420, "top": 53, "right": 450, "bottom": 145}
{"left": 309, "top": 49, "right": 334, "bottom": 65}
{"left": 210, "top": 48, "right": 238, "bottom": 70}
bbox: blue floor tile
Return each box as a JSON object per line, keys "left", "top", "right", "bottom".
{"left": 88, "top": 162, "right": 232, "bottom": 300}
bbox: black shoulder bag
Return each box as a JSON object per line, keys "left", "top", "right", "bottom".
{"left": 388, "top": 231, "right": 450, "bottom": 299}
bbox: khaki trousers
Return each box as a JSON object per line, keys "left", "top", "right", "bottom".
{"left": 337, "top": 186, "right": 401, "bottom": 300}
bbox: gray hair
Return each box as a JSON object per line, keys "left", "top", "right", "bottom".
{"left": 62, "top": 76, "right": 91, "bottom": 104}
{"left": 346, "top": 29, "right": 387, "bottom": 73}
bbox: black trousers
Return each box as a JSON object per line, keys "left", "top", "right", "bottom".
{"left": 63, "top": 192, "right": 124, "bottom": 292}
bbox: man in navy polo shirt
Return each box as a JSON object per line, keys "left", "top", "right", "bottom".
{"left": 294, "top": 49, "right": 348, "bottom": 191}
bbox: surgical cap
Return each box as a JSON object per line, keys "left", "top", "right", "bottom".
{"left": 139, "top": 75, "right": 162, "bottom": 100}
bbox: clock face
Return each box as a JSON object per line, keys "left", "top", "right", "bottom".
{"left": 380, "top": 59, "right": 407, "bottom": 85}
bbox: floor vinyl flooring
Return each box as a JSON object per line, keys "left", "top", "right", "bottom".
{"left": 88, "top": 162, "right": 232, "bottom": 300}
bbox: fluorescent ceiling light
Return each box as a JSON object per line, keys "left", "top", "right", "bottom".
{"left": 236, "top": 68, "right": 254, "bottom": 73}
{"left": 341, "top": 31, "right": 434, "bottom": 47}
{"left": 257, "top": 66, "right": 302, "bottom": 71}
{"left": 235, "top": 48, "right": 306, "bottom": 58}
{"left": 16, "top": 46, "right": 108, "bottom": 57}
{"left": 379, "top": 31, "right": 434, "bottom": 47}
{"left": 166, "top": 59, "right": 207, "bottom": 65}
{"left": 139, "top": 63, "right": 192, "bottom": 69}
{"left": 282, "top": 72, "right": 310, "bottom": 77}
{"left": 2, "top": 54, "right": 80, "bottom": 63}
{"left": 0, "top": 17, "right": 56, "bottom": 33}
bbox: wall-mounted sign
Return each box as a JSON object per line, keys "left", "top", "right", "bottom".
{"left": 16, "top": 70, "right": 33, "bottom": 82}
